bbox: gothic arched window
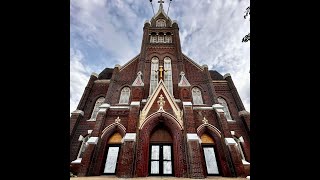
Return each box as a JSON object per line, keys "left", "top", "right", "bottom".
{"left": 90, "top": 97, "right": 105, "bottom": 120}
{"left": 217, "top": 97, "right": 232, "bottom": 120}
{"left": 119, "top": 87, "right": 131, "bottom": 104}
{"left": 150, "top": 57, "right": 159, "bottom": 96}
{"left": 156, "top": 19, "right": 166, "bottom": 27}
{"left": 164, "top": 57, "right": 173, "bottom": 95}
{"left": 192, "top": 87, "right": 203, "bottom": 105}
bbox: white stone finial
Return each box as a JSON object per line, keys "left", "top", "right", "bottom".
{"left": 132, "top": 71, "right": 144, "bottom": 86}
{"left": 115, "top": 116, "right": 121, "bottom": 123}
{"left": 157, "top": 94, "right": 165, "bottom": 112}
{"left": 202, "top": 117, "right": 208, "bottom": 124}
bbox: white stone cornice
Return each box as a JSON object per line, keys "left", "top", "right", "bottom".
{"left": 71, "top": 158, "right": 82, "bottom": 164}
{"left": 239, "top": 110, "right": 250, "bottom": 116}
{"left": 91, "top": 72, "right": 98, "bottom": 78}
{"left": 225, "top": 138, "right": 237, "bottom": 145}
{"left": 130, "top": 101, "right": 140, "bottom": 106}
{"left": 216, "top": 109, "right": 224, "bottom": 113}
{"left": 99, "top": 103, "right": 110, "bottom": 108}
{"left": 109, "top": 106, "right": 130, "bottom": 110}
{"left": 121, "top": 133, "right": 136, "bottom": 143}
{"left": 183, "top": 102, "right": 192, "bottom": 106}
{"left": 223, "top": 73, "right": 231, "bottom": 79}
{"left": 71, "top": 110, "right": 84, "bottom": 116}
{"left": 87, "top": 137, "right": 99, "bottom": 145}
{"left": 212, "top": 104, "right": 224, "bottom": 109}
{"left": 192, "top": 106, "right": 213, "bottom": 110}
{"left": 187, "top": 133, "right": 201, "bottom": 143}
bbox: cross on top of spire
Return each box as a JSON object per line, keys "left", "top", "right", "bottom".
{"left": 158, "top": 0, "right": 164, "bottom": 5}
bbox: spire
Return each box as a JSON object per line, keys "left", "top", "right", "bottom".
{"left": 158, "top": 0, "right": 164, "bottom": 11}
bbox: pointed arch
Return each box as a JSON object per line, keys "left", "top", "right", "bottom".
{"left": 192, "top": 87, "right": 204, "bottom": 105}
{"left": 217, "top": 97, "right": 232, "bottom": 120}
{"left": 119, "top": 86, "right": 131, "bottom": 104}
{"left": 140, "top": 111, "right": 183, "bottom": 130}
{"left": 89, "top": 96, "right": 105, "bottom": 120}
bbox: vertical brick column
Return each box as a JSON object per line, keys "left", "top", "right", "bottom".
{"left": 70, "top": 110, "right": 84, "bottom": 138}
{"left": 223, "top": 73, "right": 245, "bottom": 111}
{"left": 77, "top": 73, "right": 98, "bottom": 110}
{"left": 225, "top": 138, "right": 246, "bottom": 177}
{"left": 239, "top": 110, "right": 250, "bottom": 132}
{"left": 186, "top": 134, "right": 205, "bottom": 178}
{"left": 182, "top": 102, "right": 196, "bottom": 133}
{"left": 77, "top": 104, "right": 110, "bottom": 176}
{"left": 128, "top": 101, "right": 141, "bottom": 132}
{"left": 117, "top": 133, "right": 137, "bottom": 178}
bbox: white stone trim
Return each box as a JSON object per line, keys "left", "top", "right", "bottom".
{"left": 239, "top": 136, "right": 244, "bottom": 143}
{"left": 130, "top": 101, "right": 140, "bottom": 106}
{"left": 212, "top": 104, "right": 224, "bottom": 109}
{"left": 71, "top": 158, "right": 82, "bottom": 164}
{"left": 187, "top": 133, "right": 201, "bottom": 143}
{"left": 91, "top": 72, "right": 98, "bottom": 78}
{"left": 216, "top": 109, "right": 224, "bottom": 113}
{"left": 94, "top": 79, "right": 110, "bottom": 83}
{"left": 121, "top": 133, "right": 136, "bottom": 143}
{"left": 86, "top": 118, "right": 96, "bottom": 122}
{"left": 71, "top": 110, "right": 84, "bottom": 116}
{"left": 227, "top": 119, "right": 236, "bottom": 122}
{"left": 246, "top": 176, "right": 250, "bottom": 179}
{"left": 225, "top": 138, "right": 237, "bottom": 145}
{"left": 115, "top": 64, "right": 121, "bottom": 68}
{"left": 223, "top": 73, "right": 231, "bottom": 79}
{"left": 141, "top": 99, "right": 147, "bottom": 103}
{"left": 183, "top": 102, "right": 192, "bottom": 106}
{"left": 192, "top": 106, "right": 213, "bottom": 110}
{"left": 87, "top": 137, "right": 99, "bottom": 145}
{"left": 78, "top": 135, "right": 84, "bottom": 141}
{"left": 99, "top": 103, "right": 110, "bottom": 108}
{"left": 202, "top": 64, "right": 208, "bottom": 68}
{"left": 88, "top": 130, "right": 93, "bottom": 135}
{"left": 239, "top": 110, "right": 250, "bottom": 116}
{"left": 242, "top": 160, "right": 250, "bottom": 165}
{"left": 231, "top": 131, "right": 235, "bottom": 136}
{"left": 175, "top": 99, "right": 181, "bottom": 103}
{"left": 109, "top": 106, "right": 130, "bottom": 110}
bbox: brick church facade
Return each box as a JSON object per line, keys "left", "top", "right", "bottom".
{"left": 70, "top": 2, "right": 250, "bottom": 178}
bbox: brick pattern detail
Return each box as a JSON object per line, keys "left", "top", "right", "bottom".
{"left": 187, "top": 141, "right": 205, "bottom": 178}
{"left": 117, "top": 141, "right": 136, "bottom": 178}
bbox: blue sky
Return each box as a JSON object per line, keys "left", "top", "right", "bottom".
{"left": 70, "top": 0, "right": 250, "bottom": 114}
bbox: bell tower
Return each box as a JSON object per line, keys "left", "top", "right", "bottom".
{"left": 138, "top": 0, "right": 184, "bottom": 98}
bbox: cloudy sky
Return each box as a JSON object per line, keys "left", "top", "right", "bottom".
{"left": 70, "top": 0, "right": 250, "bottom": 114}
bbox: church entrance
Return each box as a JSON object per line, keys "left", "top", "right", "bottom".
{"left": 148, "top": 124, "right": 174, "bottom": 176}
{"left": 101, "top": 132, "right": 122, "bottom": 175}
{"left": 201, "top": 133, "right": 220, "bottom": 175}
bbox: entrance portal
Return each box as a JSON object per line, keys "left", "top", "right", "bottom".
{"left": 149, "top": 125, "right": 173, "bottom": 176}
{"left": 102, "top": 132, "right": 122, "bottom": 175}
{"left": 201, "top": 133, "right": 220, "bottom": 175}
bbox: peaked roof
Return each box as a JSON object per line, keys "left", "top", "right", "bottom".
{"left": 151, "top": 3, "right": 172, "bottom": 24}
{"left": 139, "top": 79, "right": 183, "bottom": 129}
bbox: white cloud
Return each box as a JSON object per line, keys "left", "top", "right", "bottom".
{"left": 70, "top": 0, "right": 250, "bottom": 112}
{"left": 70, "top": 48, "right": 91, "bottom": 114}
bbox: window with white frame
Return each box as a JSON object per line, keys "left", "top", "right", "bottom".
{"left": 78, "top": 135, "right": 89, "bottom": 159}
{"left": 158, "top": 35, "right": 164, "bottom": 43}
{"left": 150, "top": 57, "right": 159, "bottom": 96}
{"left": 192, "top": 87, "right": 203, "bottom": 105}
{"left": 217, "top": 97, "right": 232, "bottom": 120}
{"left": 150, "top": 35, "right": 157, "bottom": 43}
{"left": 119, "top": 87, "right": 131, "bottom": 104}
{"left": 164, "top": 57, "right": 173, "bottom": 95}
{"left": 156, "top": 19, "right": 166, "bottom": 27}
{"left": 90, "top": 97, "right": 105, "bottom": 120}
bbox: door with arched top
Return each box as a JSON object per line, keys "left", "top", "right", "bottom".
{"left": 149, "top": 124, "right": 174, "bottom": 176}
{"left": 101, "top": 132, "right": 122, "bottom": 175}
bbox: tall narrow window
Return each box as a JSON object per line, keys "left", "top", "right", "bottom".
{"left": 192, "top": 87, "right": 203, "bottom": 105}
{"left": 150, "top": 35, "right": 157, "bottom": 43}
{"left": 150, "top": 57, "right": 159, "bottom": 96}
{"left": 165, "top": 35, "right": 172, "bottom": 43}
{"left": 158, "top": 34, "right": 164, "bottom": 43}
{"left": 119, "top": 87, "right": 130, "bottom": 104}
{"left": 164, "top": 57, "right": 173, "bottom": 96}
{"left": 90, "top": 97, "right": 105, "bottom": 120}
{"left": 156, "top": 19, "right": 166, "bottom": 27}
{"left": 217, "top": 97, "right": 232, "bottom": 120}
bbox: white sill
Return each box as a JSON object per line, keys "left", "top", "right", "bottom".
{"left": 242, "top": 160, "right": 250, "bottom": 165}
{"left": 227, "top": 119, "right": 236, "bottom": 122}
{"left": 71, "top": 158, "right": 82, "bottom": 164}
{"left": 87, "top": 118, "right": 96, "bottom": 122}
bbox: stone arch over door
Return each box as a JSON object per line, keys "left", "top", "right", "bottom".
{"left": 88, "top": 125, "right": 126, "bottom": 176}
{"left": 197, "top": 126, "right": 231, "bottom": 177}
{"left": 135, "top": 112, "right": 186, "bottom": 177}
